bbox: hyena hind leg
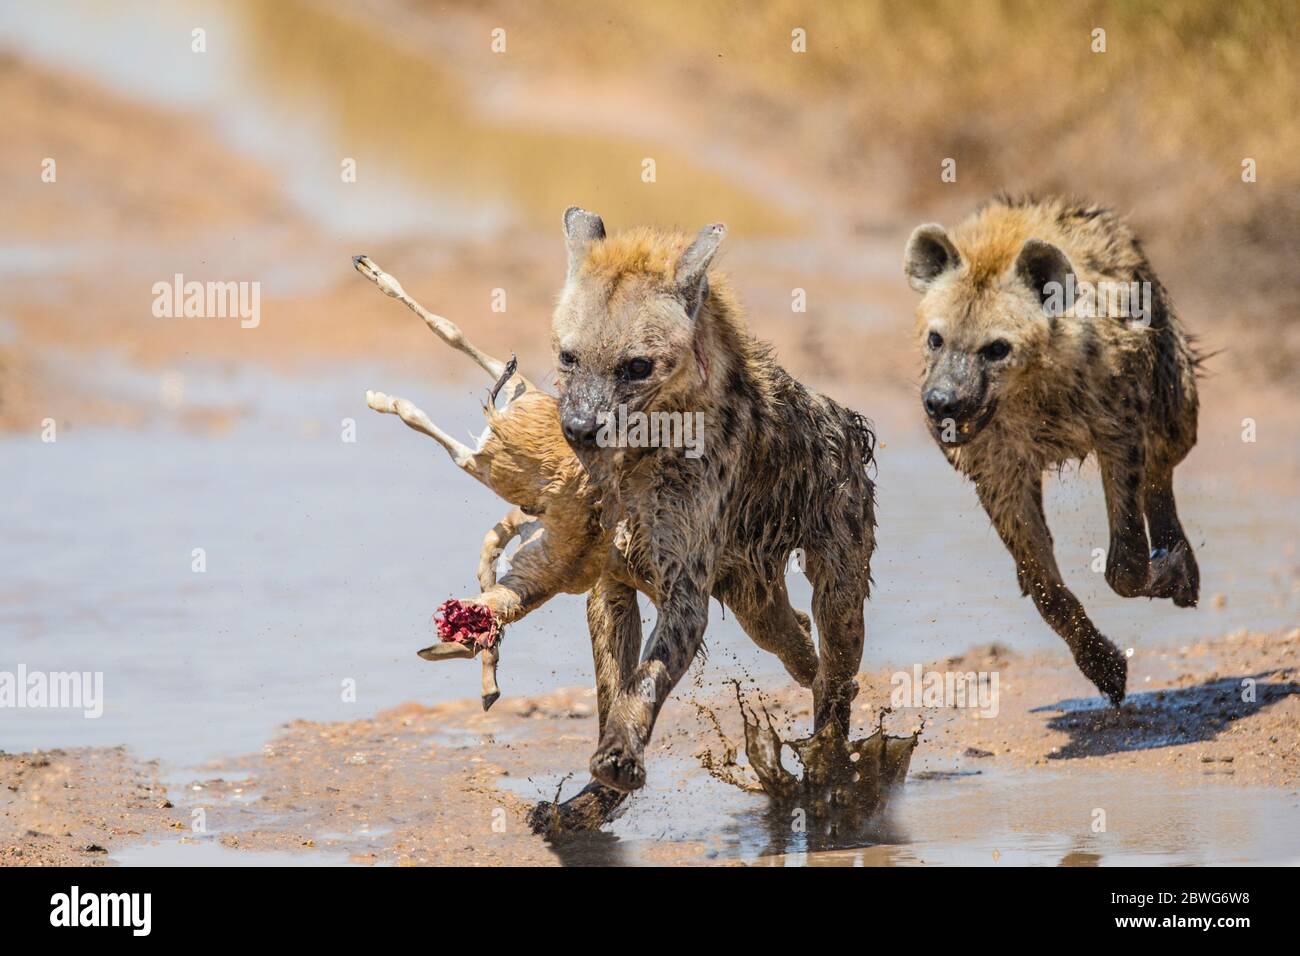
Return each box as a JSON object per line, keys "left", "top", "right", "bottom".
{"left": 1144, "top": 467, "right": 1199, "bottom": 608}
{"left": 804, "top": 552, "right": 868, "bottom": 735}
{"left": 1096, "top": 442, "right": 1153, "bottom": 599}
{"left": 727, "top": 576, "right": 820, "bottom": 688}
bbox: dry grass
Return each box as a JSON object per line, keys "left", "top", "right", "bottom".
{"left": 433, "top": 0, "right": 1300, "bottom": 376}
{"left": 457, "top": 1, "right": 1297, "bottom": 200}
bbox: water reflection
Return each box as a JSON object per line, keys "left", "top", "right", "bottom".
{"left": 743, "top": 768, "right": 1300, "bottom": 866}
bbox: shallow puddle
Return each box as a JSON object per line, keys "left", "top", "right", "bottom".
{"left": 499, "top": 753, "right": 1300, "bottom": 866}
{"left": 753, "top": 767, "right": 1300, "bottom": 866}
{"left": 5, "top": 366, "right": 1294, "bottom": 765}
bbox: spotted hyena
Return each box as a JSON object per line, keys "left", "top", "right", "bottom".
{"left": 552, "top": 208, "right": 877, "bottom": 799}
{"left": 903, "top": 194, "right": 1200, "bottom": 705}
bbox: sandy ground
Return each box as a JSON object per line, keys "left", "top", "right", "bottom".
{"left": 4, "top": 627, "right": 1294, "bottom": 866}
{"left": 0, "top": 747, "right": 173, "bottom": 866}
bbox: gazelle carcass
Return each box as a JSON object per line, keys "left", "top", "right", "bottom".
{"left": 354, "top": 255, "right": 607, "bottom": 710}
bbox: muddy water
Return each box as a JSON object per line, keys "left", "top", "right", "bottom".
{"left": 5, "top": 366, "right": 1295, "bottom": 762}
{"left": 497, "top": 756, "right": 1300, "bottom": 866}
{"left": 3, "top": 365, "right": 598, "bottom": 763}
{"left": 766, "top": 768, "right": 1300, "bottom": 866}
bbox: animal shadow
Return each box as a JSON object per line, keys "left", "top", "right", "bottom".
{"left": 1031, "top": 671, "right": 1297, "bottom": 761}
{"left": 542, "top": 829, "right": 629, "bottom": 867}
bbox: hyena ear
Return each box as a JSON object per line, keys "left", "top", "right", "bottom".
{"left": 903, "top": 224, "right": 961, "bottom": 292}
{"left": 1015, "top": 238, "right": 1074, "bottom": 313}
{"left": 563, "top": 206, "right": 606, "bottom": 278}
{"left": 674, "top": 223, "right": 726, "bottom": 319}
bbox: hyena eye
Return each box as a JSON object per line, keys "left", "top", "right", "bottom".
{"left": 927, "top": 331, "right": 943, "bottom": 350}
{"left": 558, "top": 350, "right": 578, "bottom": 368}
{"left": 980, "top": 339, "right": 1012, "bottom": 361}
{"left": 623, "top": 357, "right": 654, "bottom": 381}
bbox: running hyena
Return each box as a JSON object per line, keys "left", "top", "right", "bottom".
{"left": 553, "top": 208, "right": 877, "bottom": 795}
{"left": 903, "top": 194, "right": 1200, "bottom": 704}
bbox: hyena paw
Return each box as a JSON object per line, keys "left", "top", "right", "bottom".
{"left": 1073, "top": 636, "right": 1128, "bottom": 706}
{"left": 590, "top": 737, "right": 647, "bottom": 792}
{"left": 812, "top": 678, "right": 859, "bottom": 735}
{"left": 1104, "top": 549, "right": 1150, "bottom": 599}
{"left": 1145, "top": 542, "right": 1199, "bottom": 608}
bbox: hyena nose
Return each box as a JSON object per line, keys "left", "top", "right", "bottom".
{"left": 562, "top": 412, "right": 601, "bottom": 448}
{"left": 923, "top": 388, "right": 959, "bottom": 421}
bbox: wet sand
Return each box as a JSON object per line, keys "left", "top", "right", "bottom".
{"left": 0, "top": 747, "right": 174, "bottom": 866}
{"left": 5, "top": 628, "right": 1295, "bottom": 866}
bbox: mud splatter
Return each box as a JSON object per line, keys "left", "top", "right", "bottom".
{"left": 698, "top": 682, "right": 919, "bottom": 849}
{"left": 692, "top": 698, "right": 763, "bottom": 793}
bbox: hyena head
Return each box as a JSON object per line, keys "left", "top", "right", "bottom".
{"left": 903, "top": 222, "right": 1074, "bottom": 446}
{"left": 550, "top": 206, "right": 724, "bottom": 457}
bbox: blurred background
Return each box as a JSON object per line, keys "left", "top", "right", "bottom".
{"left": 1, "top": 0, "right": 1296, "bottom": 766}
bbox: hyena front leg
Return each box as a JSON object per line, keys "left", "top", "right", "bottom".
{"left": 529, "top": 574, "right": 642, "bottom": 833}
{"left": 727, "top": 575, "right": 820, "bottom": 688}
{"left": 590, "top": 581, "right": 710, "bottom": 792}
{"left": 587, "top": 575, "right": 645, "bottom": 735}
{"left": 1144, "top": 465, "right": 1199, "bottom": 607}
{"left": 1095, "top": 440, "right": 1152, "bottom": 599}
{"left": 978, "top": 472, "right": 1128, "bottom": 704}
{"left": 804, "top": 550, "right": 868, "bottom": 735}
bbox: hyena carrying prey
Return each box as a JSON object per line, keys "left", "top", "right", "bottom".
{"left": 903, "top": 194, "right": 1200, "bottom": 704}
{"left": 552, "top": 208, "right": 877, "bottom": 800}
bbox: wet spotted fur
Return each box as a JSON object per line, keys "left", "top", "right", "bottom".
{"left": 551, "top": 209, "right": 877, "bottom": 797}
{"left": 904, "top": 194, "right": 1201, "bottom": 704}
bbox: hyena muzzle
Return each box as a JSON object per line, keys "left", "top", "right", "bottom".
{"left": 903, "top": 194, "right": 1200, "bottom": 705}
{"left": 552, "top": 207, "right": 877, "bottom": 797}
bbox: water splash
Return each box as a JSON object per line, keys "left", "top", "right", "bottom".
{"left": 700, "top": 682, "right": 919, "bottom": 826}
